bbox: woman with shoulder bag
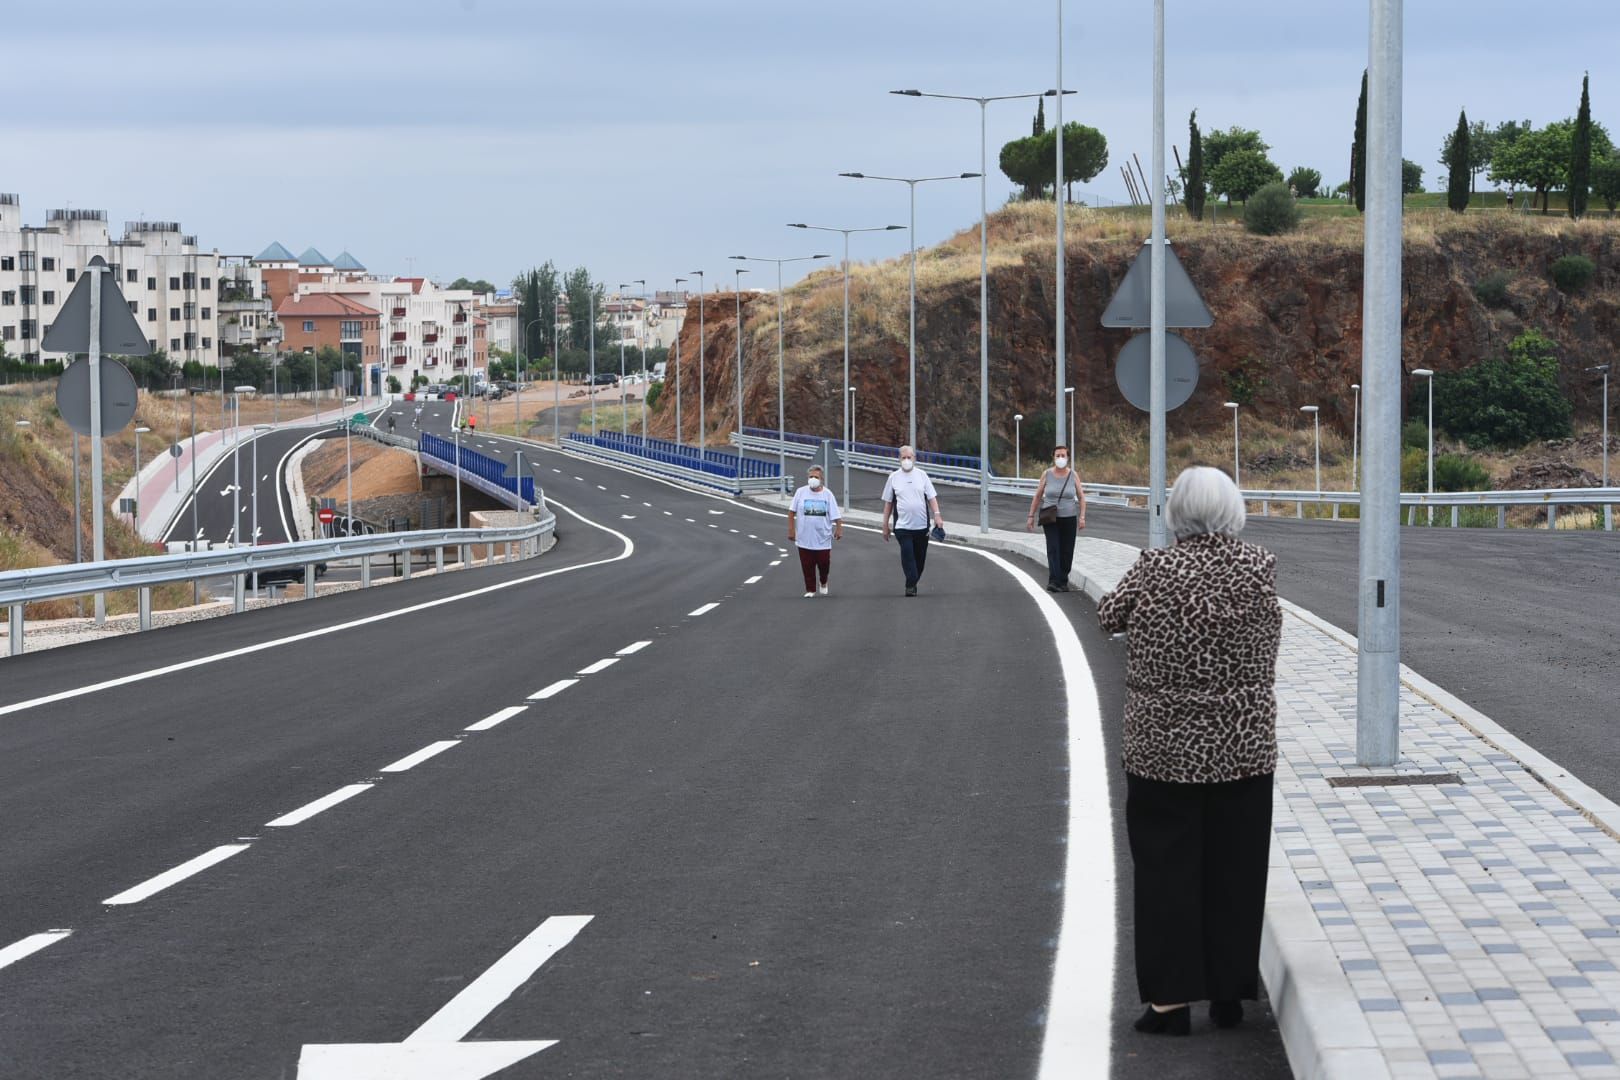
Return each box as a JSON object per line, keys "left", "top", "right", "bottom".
{"left": 1025, "top": 444, "right": 1085, "bottom": 592}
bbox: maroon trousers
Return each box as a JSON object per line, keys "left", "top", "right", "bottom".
{"left": 797, "top": 547, "right": 831, "bottom": 591}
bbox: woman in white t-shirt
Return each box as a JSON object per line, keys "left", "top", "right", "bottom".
{"left": 787, "top": 466, "right": 843, "bottom": 597}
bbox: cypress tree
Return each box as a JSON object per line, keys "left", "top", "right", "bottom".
{"left": 1447, "top": 109, "right": 1472, "bottom": 213}
{"left": 1186, "top": 110, "right": 1207, "bottom": 222}
{"left": 1033, "top": 97, "right": 1046, "bottom": 138}
{"left": 1353, "top": 70, "right": 1369, "bottom": 212}
{"left": 1570, "top": 73, "right": 1592, "bottom": 220}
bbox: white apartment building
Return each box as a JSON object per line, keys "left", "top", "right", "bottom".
{"left": 602, "top": 290, "right": 686, "bottom": 352}
{"left": 296, "top": 272, "right": 485, "bottom": 389}
{"left": 216, "top": 257, "right": 283, "bottom": 357}
{"left": 0, "top": 193, "right": 222, "bottom": 368}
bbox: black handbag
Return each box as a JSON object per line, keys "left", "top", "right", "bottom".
{"left": 1038, "top": 471, "right": 1073, "bottom": 526}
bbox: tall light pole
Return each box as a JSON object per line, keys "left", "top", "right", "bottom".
{"left": 629, "top": 278, "right": 647, "bottom": 438}
{"left": 891, "top": 88, "right": 1072, "bottom": 532}
{"left": 1014, "top": 413, "right": 1024, "bottom": 478}
{"left": 589, "top": 290, "right": 598, "bottom": 437}
{"left": 788, "top": 223, "right": 904, "bottom": 511}
{"left": 616, "top": 284, "right": 636, "bottom": 437}
{"left": 1588, "top": 364, "right": 1611, "bottom": 508}
{"left": 733, "top": 268, "right": 749, "bottom": 477}
{"left": 1225, "top": 402, "right": 1241, "bottom": 487}
{"left": 1065, "top": 386, "right": 1076, "bottom": 453}
{"left": 553, "top": 293, "right": 562, "bottom": 446}
{"left": 133, "top": 424, "right": 150, "bottom": 531}
{"left": 343, "top": 395, "right": 358, "bottom": 526}
{"left": 1351, "top": 382, "right": 1362, "bottom": 490}
{"left": 839, "top": 171, "right": 978, "bottom": 447}
{"left": 1411, "top": 368, "right": 1434, "bottom": 523}
{"left": 690, "top": 270, "right": 706, "bottom": 450}
{"left": 522, "top": 316, "right": 546, "bottom": 440}
{"left": 453, "top": 420, "right": 463, "bottom": 527}
{"left": 847, "top": 386, "right": 858, "bottom": 469}
{"left": 251, "top": 423, "right": 271, "bottom": 592}
{"left": 1147, "top": 0, "right": 1169, "bottom": 550}
{"left": 1055, "top": 0, "right": 1068, "bottom": 454}
{"left": 674, "top": 278, "right": 688, "bottom": 443}
{"left": 1301, "top": 405, "right": 1322, "bottom": 496}
{"left": 730, "top": 254, "right": 830, "bottom": 496}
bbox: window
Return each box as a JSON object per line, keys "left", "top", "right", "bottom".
{"left": 182, "top": 272, "right": 196, "bottom": 290}
{"left": 303, "top": 320, "right": 315, "bottom": 333}
{"left": 20, "top": 319, "right": 36, "bottom": 340}
{"left": 41, "top": 257, "right": 55, "bottom": 272}
{"left": 128, "top": 301, "right": 138, "bottom": 314}
{"left": 200, "top": 306, "right": 211, "bottom": 320}
{"left": 0, "top": 257, "right": 12, "bottom": 271}
{"left": 201, "top": 277, "right": 211, "bottom": 290}
{"left": 170, "top": 338, "right": 180, "bottom": 351}
{"left": 0, "top": 291, "right": 12, "bottom": 306}
{"left": 19, "top": 252, "right": 35, "bottom": 271}
{"left": 169, "top": 307, "right": 180, "bottom": 321}
{"left": 147, "top": 308, "right": 157, "bottom": 321}
{"left": 147, "top": 277, "right": 156, "bottom": 290}
{"left": 65, "top": 268, "right": 76, "bottom": 282}
{"left": 19, "top": 286, "right": 35, "bottom": 304}
{"left": 126, "top": 268, "right": 138, "bottom": 284}
{"left": 202, "top": 337, "right": 211, "bottom": 349}
{"left": 168, "top": 276, "right": 180, "bottom": 290}
{"left": 340, "top": 320, "right": 361, "bottom": 339}
{"left": 1, "top": 326, "right": 12, "bottom": 341}
{"left": 42, "top": 291, "right": 55, "bottom": 305}
{"left": 182, "top": 302, "right": 196, "bottom": 320}
{"left": 183, "top": 332, "right": 196, "bottom": 350}
{"left": 148, "top": 338, "right": 157, "bottom": 353}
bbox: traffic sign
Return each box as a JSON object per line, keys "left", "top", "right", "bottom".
{"left": 56, "top": 357, "right": 138, "bottom": 436}
{"left": 41, "top": 256, "right": 149, "bottom": 354}
{"left": 318, "top": 508, "right": 336, "bottom": 524}
{"left": 1100, "top": 241, "right": 1214, "bottom": 329}
{"left": 1114, "top": 333, "right": 1201, "bottom": 412}
{"left": 170, "top": 443, "right": 184, "bottom": 459}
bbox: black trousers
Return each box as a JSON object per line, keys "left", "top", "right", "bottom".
{"left": 894, "top": 528, "right": 930, "bottom": 587}
{"left": 1125, "top": 771, "right": 1273, "bottom": 1004}
{"left": 1041, "top": 515, "right": 1078, "bottom": 586}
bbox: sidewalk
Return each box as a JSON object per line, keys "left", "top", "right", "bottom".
{"left": 972, "top": 523, "right": 1620, "bottom": 1080}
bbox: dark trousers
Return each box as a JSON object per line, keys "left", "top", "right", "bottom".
{"left": 894, "top": 528, "right": 930, "bottom": 587}
{"left": 797, "top": 546, "right": 830, "bottom": 591}
{"left": 1042, "top": 515, "right": 1078, "bottom": 587}
{"left": 1126, "top": 771, "right": 1273, "bottom": 1004}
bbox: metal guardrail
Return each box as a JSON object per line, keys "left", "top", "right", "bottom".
{"left": 420, "top": 432, "right": 538, "bottom": 510}
{"left": 562, "top": 434, "right": 788, "bottom": 496}
{"left": 2, "top": 513, "right": 556, "bottom": 657}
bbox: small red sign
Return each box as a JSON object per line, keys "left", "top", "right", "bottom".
{"left": 318, "top": 508, "right": 335, "bottom": 524}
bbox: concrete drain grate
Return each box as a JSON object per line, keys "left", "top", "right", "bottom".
{"left": 1326, "top": 773, "right": 1463, "bottom": 788}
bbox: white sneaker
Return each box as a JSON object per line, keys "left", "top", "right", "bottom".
{"left": 818, "top": 583, "right": 829, "bottom": 595}
{"left": 804, "top": 591, "right": 816, "bottom": 598}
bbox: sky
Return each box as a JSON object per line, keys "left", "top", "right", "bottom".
{"left": 6, "top": 0, "right": 1615, "bottom": 292}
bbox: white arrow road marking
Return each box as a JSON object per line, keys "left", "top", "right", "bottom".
{"left": 0, "top": 929, "right": 72, "bottom": 973}
{"left": 266, "top": 784, "right": 372, "bottom": 828}
{"left": 616, "top": 641, "right": 651, "bottom": 655}
{"left": 688, "top": 603, "right": 718, "bottom": 617}
{"left": 381, "top": 740, "right": 460, "bottom": 773}
{"left": 104, "top": 844, "right": 251, "bottom": 905}
{"left": 528, "top": 679, "right": 578, "bottom": 700}
{"left": 297, "top": 915, "right": 592, "bottom": 1079}
{"left": 576, "top": 658, "right": 618, "bottom": 675}
{"left": 466, "top": 706, "right": 527, "bottom": 732}
{"left": 218, "top": 485, "right": 239, "bottom": 496}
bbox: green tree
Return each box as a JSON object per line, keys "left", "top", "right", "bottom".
{"left": 1286, "top": 166, "right": 1321, "bottom": 197}
{"left": 1185, "top": 110, "right": 1207, "bottom": 221}
{"left": 1446, "top": 110, "right": 1472, "bottom": 213}
{"left": 1202, "top": 126, "right": 1269, "bottom": 179}
{"left": 1000, "top": 122, "right": 1108, "bottom": 201}
{"left": 1592, "top": 153, "right": 1620, "bottom": 211}
{"left": 1402, "top": 159, "right": 1425, "bottom": 195}
{"left": 1352, "top": 70, "right": 1368, "bottom": 212}
{"left": 1440, "top": 116, "right": 1492, "bottom": 192}
{"left": 514, "top": 262, "right": 559, "bottom": 359}
{"left": 1244, "top": 182, "right": 1302, "bottom": 235}
{"left": 1570, "top": 74, "right": 1593, "bottom": 220}
{"left": 1054, "top": 121, "right": 1109, "bottom": 198}
{"left": 448, "top": 277, "right": 496, "bottom": 295}
{"left": 1032, "top": 96, "right": 1046, "bottom": 138}
{"left": 1491, "top": 119, "right": 1612, "bottom": 213}
{"left": 999, "top": 135, "right": 1047, "bottom": 200}
{"left": 562, "top": 268, "right": 611, "bottom": 351}
{"left": 1432, "top": 329, "right": 1572, "bottom": 448}
{"left": 1208, "top": 147, "right": 1283, "bottom": 204}
{"left": 385, "top": 374, "right": 402, "bottom": 394}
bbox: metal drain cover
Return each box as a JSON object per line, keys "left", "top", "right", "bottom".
{"left": 1326, "top": 773, "right": 1463, "bottom": 788}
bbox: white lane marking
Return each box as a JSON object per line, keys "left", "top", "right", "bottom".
{"left": 552, "top": 468, "right": 562, "bottom": 474}
{"left": 1, "top": 497, "right": 634, "bottom": 720}
{"left": 574, "top": 476, "right": 584, "bottom": 481}
{"left": 687, "top": 603, "right": 719, "bottom": 617}
{"left": 642, "top": 502, "right": 652, "bottom": 507}
{"left": 616, "top": 641, "right": 652, "bottom": 655}
{"left": 407, "top": 914, "right": 594, "bottom": 1044}
{"left": 707, "top": 509, "right": 724, "bottom": 515}
{"left": 380, "top": 740, "right": 460, "bottom": 773}
{"left": 265, "top": 783, "right": 373, "bottom": 827}
{"left": 685, "top": 517, "right": 696, "bottom": 523}
{"left": 596, "top": 484, "right": 607, "bottom": 490}
{"left": 0, "top": 930, "right": 72, "bottom": 972}
{"left": 744, "top": 576, "right": 762, "bottom": 585}
{"left": 748, "top": 534, "right": 757, "bottom": 539}
{"left": 663, "top": 511, "right": 672, "bottom": 516}
{"left": 529, "top": 679, "right": 578, "bottom": 700}
{"left": 620, "top": 493, "right": 630, "bottom": 499}
{"left": 103, "top": 844, "right": 251, "bottom": 906}
{"left": 769, "top": 561, "right": 782, "bottom": 567}
{"left": 621, "top": 514, "right": 636, "bottom": 520}
{"left": 466, "top": 705, "right": 527, "bottom": 731}
{"left": 729, "top": 528, "right": 739, "bottom": 533}
{"left": 577, "top": 658, "right": 619, "bottom": 675}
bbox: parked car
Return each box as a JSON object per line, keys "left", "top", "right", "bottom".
{"left": 589, "top": 372, "right": 620, "bottom": 386}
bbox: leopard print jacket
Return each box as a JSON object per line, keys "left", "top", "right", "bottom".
{"left": 1097, "top": 533, "right": 1282, "bottom": 784}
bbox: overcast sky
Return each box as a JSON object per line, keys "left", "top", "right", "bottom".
{"left": 7, "top": 1, "right": 1614, "bottom": 291}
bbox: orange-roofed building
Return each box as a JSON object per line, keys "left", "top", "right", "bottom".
{"left": 274, "top": 292, "right": 381, "bottom": 368}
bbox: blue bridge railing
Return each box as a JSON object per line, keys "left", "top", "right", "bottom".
{"left": 741, "top": 426, "right": 986, "bottom": 472}
{"left": 420, "top": 431, "right": 537, "bottom": 506}
{"left": 566, "top": 431, "right": 782, "bottom": 481}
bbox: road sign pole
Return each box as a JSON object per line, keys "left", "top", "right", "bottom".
{"left": 89, "top": 266, "right": 107, "bottom": 623}
{"left": 1147, "top": 0, "right": 1168, "bottom": 551}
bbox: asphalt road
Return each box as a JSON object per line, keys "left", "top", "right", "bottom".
{"left": 0, "top": 446, "right": 1291, "bottom": 1079}
{"left": 160, "top": 426, "right": 329, "bottom": 547}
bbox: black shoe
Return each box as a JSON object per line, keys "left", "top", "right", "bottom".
{"left": 1209, "top": 1000, "right": 1244, "bottom": 1029}
{"left": 905, "top": 585, "right": 917, "bottom": 597}
{"left": 1059, "top": 582, "right": 1072, "bottom": 593}
{"left": 1046, "top": 582, "right": 1060, "bottom": 592}
{"left": 1134, "top": 1005, "right": 1190, "bottom": 1036}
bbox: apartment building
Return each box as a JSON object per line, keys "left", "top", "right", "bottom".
{"left": 483, "top": 300, "right": 518, "bottom": 355}
{"left": 0, "top": 193, "right": 221, "bottom": 367}
{"left": 294, "top": 273, "right": 486, "bottom": 392}
{"left": 273, "top": 292, "right": 381, "bottom": 380}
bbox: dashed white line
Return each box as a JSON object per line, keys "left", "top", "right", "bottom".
{"left": 744, "top": 576, "right": 762, "bottom": 585}
{"left": 596, "top": 484, "right": 607, "bottom": 491}
{"left": 617, "top": 641, "right": 652, "bottom": 655}
{"left": 622, "top": 515, "right": 636, "bottom": 520}
{"left": 642, "top": 502, "right": 653, "bottom": 508}
{"left": 769, "top": 560, "right": 782, "bottom": 567}
{"left": 552, "top": 468, "right": 562, "bottom": 474}
{"left": 529, "top": 679, "right": 579, "bottom": 700}
{"left": 685, "top": 517, "right": 696, "bottom": 523}
{"left": 688, "top": 603, "right": 719, "bottom": 617}
{"left": 729, "top": 528, "right": 739, "bottom": 533}
{"left": 620, "top": 493, "right": 630, "bottom": 499}
{"left": 574, "top": 476, "right": 585, "bottom": 481}
{"left": 466, "top": 705, "right": 528, "bottom": 731}
{"left": 708, "top": 524, "right": 718, "bottom": 529}
{"left": 708, "top": 510, "right": 725, "bottom": 515}
{"left": 577, "top": 657, "right": 620, "bottom": 675}
{"left": 663, "top": 510, "right": 673, "bottom": 516}
{"left": 0, "top": 930, "right": 72, "bottom": 973}
{"left": 104, "top": 844, "right": 251, "bottom": 906}
{"left": 748, "top": 534, "right": 758, "bottom": 539}
{"left": 265, "top": 783, "right": 373, "bottom": 828}
{"left": 380, "top": 740, "right": 460, "bottom": 773}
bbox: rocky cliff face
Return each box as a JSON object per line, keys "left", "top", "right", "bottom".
{"left": 657, "top": 214, "right": 1619, "bottom": 451}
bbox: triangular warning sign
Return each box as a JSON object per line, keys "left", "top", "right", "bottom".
{"left": 1100, "top": 241, "right": 1214, "bottom": 329}
{"left": 42, "top": 255, "right": 150, "bottom": 355}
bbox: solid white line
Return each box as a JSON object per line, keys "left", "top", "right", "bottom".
{"left": 265, "top": 783, "right": 373, "bottom": 827}
{"left": 466, "top": 705, "right": 527, "bottom": 731}
{"left": 529, "top": 679, "right": 578, "bottom": 700}
{"left": 103, "top": 844, "right": 251, "bottom": 905}
{"left": 577, "top": 657, "right": 619, "bottom": 675}
{"left": 0, "top": 930, "right": 72, "bottom": 972}
{"left": 616, "top": 641, "right": 651, "bottom": 655}
{"left": 0, "top": 498, "right": 635, "bottom": 720}
{"left": 687, "top": 603, "right": 719, "bottom": 617}
{"left": 407, "top": 915, "right": 594, "bottom": 1044}
{"left": 380, "top": 740, "right": 460, "bottom": 773}
{"left": 744, "top": 576, "right": 762, "bottom": 585}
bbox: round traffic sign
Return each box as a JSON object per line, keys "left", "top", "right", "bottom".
{"left": 169, "top": 443, "right": 184, "bottom": 459}
{"left": 56, "top": 357, "right": 139, "bottom": 436}
{"left": 318, "top": 508, "right": 336, "bottom": 524}
{"left": 1114, "top": 332, "right": 1201, "bottom": 413}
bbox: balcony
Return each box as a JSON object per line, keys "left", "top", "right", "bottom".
{"left": 423, "top": 355, "right": 439, "bottom": 367}
{"left": 453, "top": 358, "right": 468, "bottom": 369}
{"left": 391, "top": 307, "right": 406, "bottom": 318}
{"left": 452, "top": 313, "right": 468, "bottom": 324}
{"left": 391, "top": 331, "right": 406, "bottom": 343}
{"left": 391, "top": 354, "right": 408, "bottom": 366}
{"left": 422, "top": 332, "right": 438, "bottom": 344}
{"left": 454, "top": 336, "right": 468, "bottom": 347}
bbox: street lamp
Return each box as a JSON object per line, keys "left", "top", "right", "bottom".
{"left": 251, "top": 423, "right": 272, "bottom": 592}
{"left": 891, "top": 87, "right": 1072, "bottom": 533}
{"left": 1411, "top": 368, "right": 1435, "bottom": 523}
{"left": 230, "top": 386, "right": 255, "bottom": 546}
{"left": 1224, "top": 402, "right": 1241, "bottom": 488}
{"left": 847, "top": 386, "right": 858, "bottom": 464}
{"left": 1350, "top": 382, "right": 1362, "bottom": 491}
{"left": 522, "top": 316, "right": 547, "bottom": 440}
{"left": 1065, "top": 387, "right": 1076, "bottom": 452}
{"left": 1014, "top": 413, "right": 1024, "bottom": 479}
{"left": 788, "top": 222, "right": 904, "bottom": 511}
{"left": 839, "top": 170, "right": 979, "bottom": 447}
{"left": 343, "top": 395, "right": 358, "bottom": 527}
{"left": 133, "top": 424, "right": 151, "bottom": 530}
{"left": 616, "top": 282, "right": 645, "bottom": 438}
{"left": 1301, "top": 405, "right": 1322, "bottom": 496}
{"left": 589, "top": 289, "right": 598, "bottom": 437}
{"left": 1588, "top": 364, "right": 1612, "bottom": 532}
{"left": 674, "top": 277, "right": 688, "bottom": 443}
{"left": 733, "top": 267, "right": 749, "bottom": 490}
{"left": 690, "top": 270, "right": 706, "bottom": 450}
{"left": 729, "top": 254, "right": 830, "bottom": 496}
{"left": 553, "top": 293, "right": 563, "bottom": 446}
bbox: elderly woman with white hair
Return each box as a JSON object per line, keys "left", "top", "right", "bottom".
{"left": 1098, "top": 466, "right": 1282, "bottom": 1037}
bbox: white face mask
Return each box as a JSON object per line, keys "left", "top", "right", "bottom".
{"left": 900, "top": 459, "right": 915, "bottom": 472}
{"left": 1054, "top": 456, "right": 1068, "bottom": 469}
{"left": 808, "top": 477, "right": 822, "bottom": 490}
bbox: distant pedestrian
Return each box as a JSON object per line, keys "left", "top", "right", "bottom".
{"left": 880, "top": 446, "right": 943, "bottom": 597}
{"left": 1026, "top": 445, "right": 1086, "bottom": 592}
{"left": 1097, "top": 466, "right": 1282, "bottom": 1036}
{"left": 788, "top": 465, "right": 842, "bottom": 597}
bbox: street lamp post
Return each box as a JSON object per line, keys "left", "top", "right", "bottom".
{"left": 1351, "top": 382, "right": 1362, "bottom": 490}
{"left": 730, "top": 254, "right": 829, "bottom": 497}
{"left": 589, "top": 290, "right": 598, "bottom": 438}
{"left": 847, "top": 387, "right": 858, "bottom": 467}
{"left": 1225, "top": 402, "right": 1241, "bottom": 487}
{"left": 839, "top": 171, "right": 979, "bottom": 448}
{"left": 690, "top": 270, "right": 706, "bottom": 450}
{"left": 733, "top": 268, "right": 749, "bottom": 489}
{"left": 616, "top": 285, "right": 632, "bottom": 437}
{"left": 553, "top": 295, "right": 562, "bottom": 446}
{"left": 629, "top": 279, "right": 647, "bottom": 438}
{"left": 674, "top": 278, "right": 688, "bottom": 443}
{"left": 891, "top": 88, "right": 1071, "bottom": 533}
{"left": 1065, "top": 386, "right": 1076, "bottom": 452}
{"left": 1588, "top": 363, "right": 1611, "bottom": 481}
{"left": 1411, "top": 368, "right": 1435, "bottom": 523}
{"left": 343, "top": 395, "right": 358, "bottom": 526}
{"left": 229, "top": 387, "right": 255, "bottom": 546}
{"left": 788, "top": 223, "right": 903, "bottom": 511}
{"left": 133, "top": 424, "right": 150, "bottom": 530}
{"left": 523, "top": 316, "right": 547, "bottom": 441}
{"left": 1301, "top": 404, "right": 1322, "bottom": 498}
{"left": 1014, "top": 413, "right": 1024, "bottom": 478}
{"left": 251, "top": 423, "right": 272, "bottom": 592}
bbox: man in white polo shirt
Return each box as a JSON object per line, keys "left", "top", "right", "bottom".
{"left": 880, "top": 445, "right": 944, "bottom": 597}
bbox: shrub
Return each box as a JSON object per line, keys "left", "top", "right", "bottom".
{"left": 1473, "top": 271, "right": 1513, "bottom": 308}
{"left": 644, "top": 381, "right": 662, "bottom": 411}
{"left": 385, "top": 375, "right": 402, "bottom": 394}
{"left": 1243, "top": 182, "right": 1301, "bottom": 235}
{"left": 1434, "top": 454, "right": 1490, "bottom": 492}
{"left": 1402, "top": 420, "right": 1429, "bottom": 449}
{"left": 1432, "top": 329, "right": 1572, "bottom": 448}
{"left": 1551, "top": 255, "right": 1595, "bottom": 293}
